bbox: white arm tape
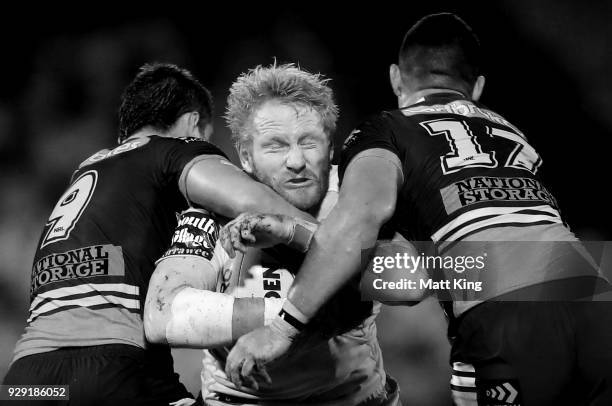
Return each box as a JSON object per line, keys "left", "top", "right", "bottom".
{"left": 264, "top": 297, "right": 286, "bottom": 326}
{"left": 166, "top": 287, "right": 234, "bottom": 347}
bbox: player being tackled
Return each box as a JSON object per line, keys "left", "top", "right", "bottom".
{"left": 144, "top": 63, "right": 403, "bottom": 406}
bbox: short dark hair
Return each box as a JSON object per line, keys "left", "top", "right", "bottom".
{"left": 118, "top": 63, "right": 213, "bottom": 142}
{"left": 398, "top": 13, "right": 481, "bottom": 95}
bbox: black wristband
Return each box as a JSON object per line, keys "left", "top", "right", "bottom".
{"left": 278, "top": 308, "right": 306, "bottom": 331}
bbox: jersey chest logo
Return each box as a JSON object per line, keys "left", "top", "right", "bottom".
{"left": 342, "top": 129, "right": 366, "bottom": 151}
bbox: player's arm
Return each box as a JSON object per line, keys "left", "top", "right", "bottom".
{"left": 224, "top": 149, "right": 405, "bottom": 387}
{"left": 365, "top": 236, "right": 431, "bottom": 305}
{"left": 143, "top": 209, "right": 284, "bottom": 348}
{"left": 144, "top": 255, "right": 284, "bottom": 348}
{"left": 181, "top": 155, "right": 315, "bottom": 222}
{"left": 284, "top": 148, "right": 403, "bottom": 320}
{"left": 221, "top": 151, "right": 426, "bottom": 309}
{"left": 222, "top": 216, "right": 429, "bottom": 303}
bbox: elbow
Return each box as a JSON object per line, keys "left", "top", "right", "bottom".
{"left": 368, "top": 199, "right": 396, "bottom": 227}
{"left": 355, "top": 202, "right": 395, "bottom": 235}
{"left": 348, "top": 190, "right": 396, "bottom": 232}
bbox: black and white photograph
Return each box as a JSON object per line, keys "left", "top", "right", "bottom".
{"left": 1, "top": 2, "right": 611, "bottom": 405}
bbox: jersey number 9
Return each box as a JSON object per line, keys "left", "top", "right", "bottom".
{"left": 40, "top": 170, "right": 98, "bottom": 249}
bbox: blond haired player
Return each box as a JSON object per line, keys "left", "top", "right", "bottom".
{"left": 144, "top": 64, "right": 401, "bottom": 405}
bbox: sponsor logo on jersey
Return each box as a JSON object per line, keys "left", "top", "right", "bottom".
{"left": 402, "top": 100, "right": 524, "bottom": 137}
{"left": 161, "top": 209, "right": 218, "bottom": 261}
{"left": 477, "top": 379, "right": 521, "bottom": 406}
{"left": 440, "top": 176, "right": 558, "bottom": 214}
{"left": 178, "top": 136, "right": 205, "bottom": 143}
{"left": 342, "top": 129, "right": 364, "bottom": 151}
{"left": 79, "top": 137, "right": 150, "bottom": 168}
{"left": 228, "top": 251, "right": 295, "bottom": 299}
{"left": 30, "top": 244, "right": 125, "bottom": 295}
{"left": 261, "top": 267, "right": 285, "bottom": 298}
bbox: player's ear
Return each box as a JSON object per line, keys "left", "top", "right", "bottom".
{"left": 237, "top": 142, "right": 254, "bottom": 174}
{"left": 173, "top": 111, "right": 200, "bottom": 138}
{"left": 472, "top": 75, "right": 486, "bottom": 101}
{"left": 389, "top": 64, "right": 403, "bottom": 98}
{"left": 188, "top": 112, "right": 200, "bottom": 134}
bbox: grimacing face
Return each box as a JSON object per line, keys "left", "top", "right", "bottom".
{"left": 240, "top": 99, "right": 332, "bottom": 211}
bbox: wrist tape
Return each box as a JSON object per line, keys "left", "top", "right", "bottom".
{"left": 288, "top": 219, "right": 318, "bottom": 252}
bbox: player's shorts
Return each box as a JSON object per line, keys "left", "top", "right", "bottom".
{"left": 3, "top": 344, "right": 193, "bottom": 406}
{"left": 197, "top": 374, "right": 401, "bottom": 406}
{"left": 450, "top": 300, "right": 612, "bottom": 406}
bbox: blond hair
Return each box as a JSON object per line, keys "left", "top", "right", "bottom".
{"left": 225, "top": 63, "right": 338, "bottom": 147}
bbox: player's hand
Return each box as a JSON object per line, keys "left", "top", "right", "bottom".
{"left": 219, "top": 213, "right": 251, "bottom": 258}
{"left": 225, "top": 324, "right": 292, "bottom": 390}
{"left": 219, "top": 213, "right": 295, "bottom": 257}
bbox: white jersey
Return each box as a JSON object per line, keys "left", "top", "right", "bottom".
{"left": 201, "top": 166, "right": 388, "bottom": 405}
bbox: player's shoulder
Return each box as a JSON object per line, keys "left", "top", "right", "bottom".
{"left": 356, "top": 110, "right": 397, "bottom": 128}
{"left": 145, "top": 135, "right": 221, "bottom": 152}
{"left": 74, "top": 134, "right": 218, "bottom": 169}
{"left": 342, "top": 111, "right": 397, "bottom": 151}
{"left": 357, "top": 109, "right": 409, "bottom": 133}
{"left": 77, "top": 135, "right": 154, "bottom": 169}
{"left": 156, "top": 135, "right": 207, "bottom": 145}
{"left": 151, "top": 135, "right": 221, "bottom": 153}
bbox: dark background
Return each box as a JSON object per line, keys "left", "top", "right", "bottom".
{"left": 1, "top": 2, "right": 610, "bottom": 404}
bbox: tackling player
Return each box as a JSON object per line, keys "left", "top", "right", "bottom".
{"left": 144, "top": 64, "right": 401, "bottom": 405}
{"left": 224, "top": 14, "right": 612, "bottom": 406}
{"left": 2, "top": 63, "right": 312, "bottom": 405}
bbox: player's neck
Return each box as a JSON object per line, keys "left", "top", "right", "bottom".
{"left": 126, "top": 127, "right": 170, "bottom": 141}
{"left": 399, "top": 88, "right": 467, "bottom": 108}
{"left": 123, "top": 127, "right": 184, "bottom": 144}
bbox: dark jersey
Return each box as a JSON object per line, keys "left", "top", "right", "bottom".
{"left": 340, "top": 93, "right": 602, "bottom": 315}
{"left": 13, "top": 135, "right": 226, "bottom": 361}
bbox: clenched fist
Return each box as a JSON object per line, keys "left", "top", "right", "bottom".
{"left": 219, "top": 213, "right": 297, "bottom": 257}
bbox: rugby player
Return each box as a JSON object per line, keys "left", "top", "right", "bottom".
{"left": 2, "top": 63, "right": 313, "bottom": 405}
{"left": 224, "top": 14, "right": 612, "bottom": 406}
{"left": 144, "top": 64, "right": 401, "bottom": 405}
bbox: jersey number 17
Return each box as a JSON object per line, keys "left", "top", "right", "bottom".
{"left": 420, "top": 118, "right": 542, "bottom": 175}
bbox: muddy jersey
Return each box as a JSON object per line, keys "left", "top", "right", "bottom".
{"left": 340, "top": 93, "right": 603, "bottom": 315}
{"left": 12, "top": 135, "right": 226, "bottom": 362}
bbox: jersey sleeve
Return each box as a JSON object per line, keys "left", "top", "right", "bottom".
{"left": 339, "top": 113, "right": 400, "bottom": 181}
{"left": 159, "top": 137, "right": 228, "bottom": 186}
{"left": 156, "top": 207, "right": 220, "bottom": 263}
